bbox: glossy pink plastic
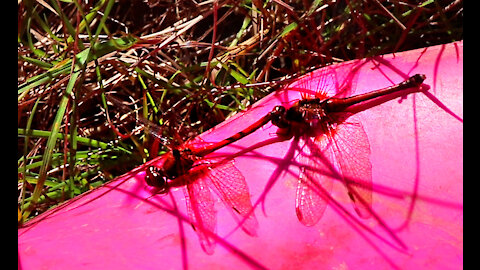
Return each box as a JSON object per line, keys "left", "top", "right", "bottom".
{"left": 19, "top": 41, "right": 463, "bottom": 269}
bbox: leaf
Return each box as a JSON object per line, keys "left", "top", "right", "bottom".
{"left": 280, "top": 22, "right": 298, "bottom": 38}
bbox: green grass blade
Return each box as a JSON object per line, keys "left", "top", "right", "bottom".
{"left": 27, "top": 66, "right": 81, "bottom": 215}
{"left": 18, "top": 36, "right": 138, "bottom": 95}
{"left": 18, "top": 128, "right": 132, "bottom": 152}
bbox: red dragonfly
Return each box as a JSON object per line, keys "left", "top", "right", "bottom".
{"left": 146, "top": 137, "right": 259, "bottom": 255}
{"left": 269, "top": 72, "right": 426, "bottom": 226}
{"left": 106, "top": 96, "right": 261, "bottom": 255}
{"left": 145, "top": 72, "right": 426, "bottom": 238}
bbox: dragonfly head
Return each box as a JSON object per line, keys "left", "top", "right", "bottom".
{"left": 145, "top": 166, "right": 169, "bottom": 193}
{"left": 270, "top": 105, "right": 289, "bottom": 128}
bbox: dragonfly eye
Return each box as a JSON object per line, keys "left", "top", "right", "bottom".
{"left": 271, "top": 106, "right": 289, "bottom": 128}
{"left": 273, "top": 105, "right": 286, "bottom": 114}
{"left": 145, "top": 166, "right": 169, "bottom": 192}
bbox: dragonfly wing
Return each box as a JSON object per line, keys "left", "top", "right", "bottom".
{"left": 329, "top": 113, "right": 373, "bottom": 218}
{"left": 205, "top": 159, "right": 259, "bottom": 237}
{"left": 295, "top": 136, "right": 334, "bottom": 226}
{"left": 184, "top": 178, "right": 217, "bottom": 255}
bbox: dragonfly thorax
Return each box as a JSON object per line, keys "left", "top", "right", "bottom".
{"left": 145, "top": 148, "right": 198, "bottom": 192}
{"left": 272, "top": 99, "right": 330, "bottom": 137}
{"left": 163, "top": 148, "right": 196, "bottom": 179}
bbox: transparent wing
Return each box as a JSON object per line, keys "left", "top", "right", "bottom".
{"left": 184, "top": 177, "right": 217, "bottom": 255}
{"left": 295, "top": 135, "right": 335, "bottom": 226}
{"left": 205, "top": 159, "right": 259, "bottom": 236}
{"left": 329, "top": 113, "right": 372, "bottom": 218}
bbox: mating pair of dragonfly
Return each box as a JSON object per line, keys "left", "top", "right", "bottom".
{"left": 113, "top": 73, "right": 426, "bottom": 254}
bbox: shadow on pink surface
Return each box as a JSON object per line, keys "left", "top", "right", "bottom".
{"left": 19, "top": 41, "right": 462, "bottom": 270}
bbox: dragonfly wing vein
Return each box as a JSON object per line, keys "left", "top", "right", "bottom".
{"left": 185, "top": 179, "right": 217, "bottom": 255}
{"left": 206, "top": 158, "right": 259, "bottom": 237}
{"left": 295, "top": 136, "right": 334, "bottom": 226}
{"left": 329, "top": 113, "right": 373, "bottom": 218}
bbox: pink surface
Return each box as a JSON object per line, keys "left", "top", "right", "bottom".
{"left": 18, "top": 41, "right": 463, "bottom": 270}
